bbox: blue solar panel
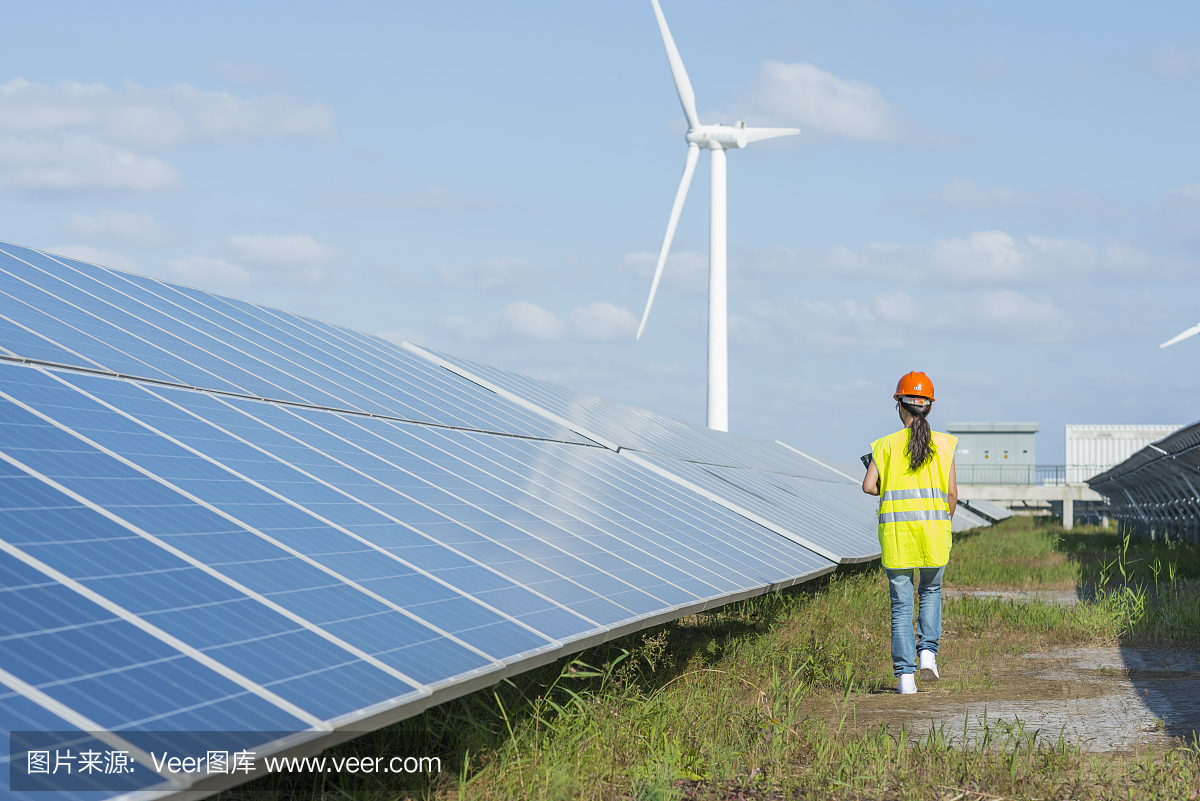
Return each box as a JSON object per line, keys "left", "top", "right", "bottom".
{"left": 0, "top": 370, "right": 505, "bottom": 685}
{"left": 0, "top": 242, "right": 859, "bottom": 799}
{"left": 0, "top": 465, "right": 420, "bottom": 721}
{"left": 0, "top": 242, "right": 586, "bottom": 441}
{"left": 409, "top": 345, "right": 841, "bottom": 475}
{"left": 635, "top": 454, "right": 879, "bottom": 562}
{"left": 406, "top": 345, "right": 880, "bottom": 563}
{"left": 0, "top": 546, "right": 312, "bottom": 734}
{"left": 44, "top": 363, "right": 829, "bottom": 617}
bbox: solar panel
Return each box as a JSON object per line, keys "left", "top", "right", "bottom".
{"left": 0, "top": 241, "right": 584, "bottom": 442}
{"left": 0, "top": 243, "right": 864, "bottom": 798}
{"left": 405, "top": 345, "right": 880, "bottom": 563}
{"left": 952, "top": 503, "right": 991, "bottom": 532}
{"left": 408, "top": 345, "right": 831, "bottom": 474}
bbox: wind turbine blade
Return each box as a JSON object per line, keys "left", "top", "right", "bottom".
{"left": 742, "top": 126, "right": 801, "bottom": 145}
{"left": 637, "top": 143, "right": 700, "bottom": 340}
{"left": 1160, "top": 323, "right": 1200, "bottom": 348}
{"left": 649, "top": 0, "right": 700, "bottom": 129}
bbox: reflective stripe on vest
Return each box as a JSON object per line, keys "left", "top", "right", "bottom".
{"left": 881, "top": 488, "right": 949, "bottom": 503}
{"left": 879, "top": 509, "right": 952, "bottom": 523}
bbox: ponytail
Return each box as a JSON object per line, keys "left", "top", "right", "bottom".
{"left": 902, "top": 401, "right": 934, "bottom": 472}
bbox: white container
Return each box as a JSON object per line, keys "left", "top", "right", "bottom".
{"left": 1066, "top": 425, "right": 1183, "bottom": 483}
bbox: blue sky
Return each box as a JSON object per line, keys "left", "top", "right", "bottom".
{"left": 3, "top": 1, "right": 1199, "bottom": 463}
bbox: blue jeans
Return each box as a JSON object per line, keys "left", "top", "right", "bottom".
{"left": 886, "top": 566, "right": 944, "bottom": 677}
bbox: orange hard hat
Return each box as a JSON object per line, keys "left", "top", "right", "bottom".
{"left": 893, "top": 371, "right": 935, "bottom": 404}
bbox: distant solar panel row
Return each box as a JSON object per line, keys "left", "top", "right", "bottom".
{"left": 0, "top": 241, "right": 876, "bottom": 799}
{"left": 411, "top": 345, "right": 880, "bottom": 562}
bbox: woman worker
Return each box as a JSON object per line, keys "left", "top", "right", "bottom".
{"left": 861, "top": 372, "right": 958, "bottom": 695}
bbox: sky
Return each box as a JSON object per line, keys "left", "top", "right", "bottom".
{"left": 2, "top": 0, "right": 1199, "bottom": 465}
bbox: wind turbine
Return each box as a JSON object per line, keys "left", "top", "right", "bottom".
{"left": 635, "top": 0, "right": 799, "bottom": 432}
{"left": 1160, "top": 320, "right": 1200, "bottom": 349}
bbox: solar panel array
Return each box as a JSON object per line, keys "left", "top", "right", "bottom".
{"left": 1087, "top": 419, "right": 1200, "bottom": 544}
{"left": 0, "top": 241, "right": 877, "bottom": 799}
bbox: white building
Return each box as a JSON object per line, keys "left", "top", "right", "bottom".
{"left": 1066, "top": 425, "right": 1184, "bottom": 484}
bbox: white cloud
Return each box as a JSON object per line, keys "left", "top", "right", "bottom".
{"left": 784, "top": 230, "right": 1161, "bottom": 285}
{"left": 0, "top": 135, "right": 177, "bottom": 191}
{"left": 737, "top": 61, "right": 952, "bottom": 146}
{"left": 437, "top": 257, "right": 544, "bottom": 292}
{"left": 440, "top": 300, "right": 566, "bottom": 342}
{"left": 0, "top": 77, "right": 334, "bottom": 192}
{"left": 732, "top": 288, "right": 1069, "bottom": 350}
{"left": 44, "top": 244, "right": 140, "bottom": 273}
{"left": 501, "top": 301, "right": 568, "bottom": 341}
{"left": 0, "top": 78, "right": 335, "bottom": 149}
{"left": 225, "top": 233, "right": 336, "bottom": 284}
{"left": 63, "top": 210, "right": 171, "bottom": 247}
{"left": 321, "top": 186, "right": 497, "bottom": 212}
{"left": 164, "top": 256, "right": 250, "bottom": 288}
{"left": 1146, "top": 43, "right": 1200, "bottom": 78}
{"left": 568, "top": 302, "right": 637, "bottom": 341}
{"left": 226, "top": 233, "right": 335, "bottom": 266}
{"left": 622, "top": 250, "right": 708, "bottom": 295}
{"left": 437, "top": 300, "right": 638, "bottom": 343}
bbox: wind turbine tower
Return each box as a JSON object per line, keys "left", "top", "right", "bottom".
{"left": 636, "top": 0, "right": 799, "bottom": 432}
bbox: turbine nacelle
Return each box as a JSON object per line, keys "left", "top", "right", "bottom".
{"left": 686, "top": 122, "right": 801, "bottom": 149}
{"left": 688, "top": 123, "right": 749, "bottom": 149}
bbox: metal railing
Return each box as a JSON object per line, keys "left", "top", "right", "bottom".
{"left": 954, "top": 464, "right": 1058, "bottom": 486}
{"left": 955, "top": 464, "right": 1121, "bottom": 486}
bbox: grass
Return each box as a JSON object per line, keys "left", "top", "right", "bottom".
{"left": 947, "top": 514, "right": 1200, "bottom": 591}
{"left": 220, "top": 519, "right": 1200, "bottom": 800}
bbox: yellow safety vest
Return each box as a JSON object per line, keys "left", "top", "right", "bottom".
{"left": 871, "top": 428, "right": 958, "bottom": 569}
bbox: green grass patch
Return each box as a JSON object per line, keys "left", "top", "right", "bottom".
{"left": 220, "top": 519, "right": 1200, "bottom": 800}
{"left": 947, "top": 514, "right": 1200, "bottom": 590}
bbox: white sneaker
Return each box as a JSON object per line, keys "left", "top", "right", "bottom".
{"left": 898, "top": 673, "right": 917, "bottom": 694}
{"left": 919, "top": 650, "right": 940, "bottom": 682}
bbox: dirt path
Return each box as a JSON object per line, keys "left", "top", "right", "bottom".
{"left": 942, "top": 588, "right": 1083, "bottom": 606}
{"left": 840, "top": 647, "right": 1200, "bottom": 751}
